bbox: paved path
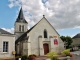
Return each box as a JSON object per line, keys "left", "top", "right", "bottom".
{"left": 70, "top": 51, "right": 80, "bottom": 60}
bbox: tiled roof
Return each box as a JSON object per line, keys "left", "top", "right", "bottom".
{"left": 0, "top": 28, "right": 12, "bottom": 34}
{"left": 72, "top": 33, "right": 80, "bottom": 39}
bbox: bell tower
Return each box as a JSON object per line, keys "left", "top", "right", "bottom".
{"left": 14, "top": 7, "right": 28, "bottom": 40}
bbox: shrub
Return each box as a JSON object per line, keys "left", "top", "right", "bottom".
{"left": 28, "top": 54, "right": 37, "bottom": 60}
{"left": 46, "top": 52, "right": 60, "bottom": 60}
{"left": 15, "top": 57, "right": 18, "bottom": 60}
{"left": 61, "top": 49, "right": 71, "bottom": 56}
{"left": 32, "top": 54, "right": 37, "bottom": 57}
{"left": 46, "top": 52, "right": 58, "bottom": 58}
{"left": 21, "top": 55, "right": 28, "bottom": 60}
{"left": 51, "top": 56, "right": 60, "bottom": 60}
{"left": 15, "top": 56, "right": 21, "bottom": 60}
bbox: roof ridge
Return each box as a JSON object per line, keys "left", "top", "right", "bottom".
{"left": 72, "top": 33, "right": 80, "bottom": 39}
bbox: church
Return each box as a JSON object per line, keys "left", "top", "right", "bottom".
{"left": 15, "top": 7, "right": 64, "bottom": 56}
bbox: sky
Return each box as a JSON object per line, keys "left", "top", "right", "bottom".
{"left": 0, "top": 0, "right": 80, "bottom": 37}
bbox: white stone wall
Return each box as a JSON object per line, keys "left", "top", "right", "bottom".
{"left": 58, "top": 37, "right": 65, "bottom": 53}
{"left": 0, "top": 34, "right": 15, "bottom": 58}
{"left": 28, "top": 18, "right": 64, "bottom": 55}
{"left": 14, "top": 22, "right": 28, "bottom": 32}
{"left": 14, "top": 22, "right": 28, "bottom": 40}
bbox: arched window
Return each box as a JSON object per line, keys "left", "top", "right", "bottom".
{"left": 22, "top": 25, "right": 24, "bottom": 32}
{"left": 19, "top": 25, "right": 21, "bottom": 31}
{"left": 44, "top": 29, "right": 47, "bottom": 38}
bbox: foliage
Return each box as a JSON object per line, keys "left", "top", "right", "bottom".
{"left": 46, "top": 52, "right": 58, "bottom": 58}
{"left": 61, "top": 49, "right": 71, "bottom": 56}
{"left": 46, "top": 52, "right": 60, "bottom": 60}
{"left": 15, "top": 57, "right": 18, "bottom": 60}
{"left": 51, "top": 56, "right": 60, "bottom": 60}
{"left": 28, "top": 54, "right": 37, "bottom": 57}
{"left": 15, "top": 56, "right": 21, "bottom": 60}
{"left": 60, "top": 36, "right": 73, "bottom": 49}
{"left": 32, "top": 54, "right": 37, "bottom": 57}
{"left": 60, "top": 36, "right": 66, "bottom": 42}
{"left": 28, "top": 54, "right": 37, "bottom": 60}
{"left": 21, "top": 55, "right": 28, "bottom": 60}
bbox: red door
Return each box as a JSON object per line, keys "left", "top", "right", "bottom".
{"left": 43, "top": 43, "right": 49, "bottom": 55}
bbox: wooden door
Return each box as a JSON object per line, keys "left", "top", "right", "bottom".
{"left": 43, "top": 43, "right": 49, "bottom": 55}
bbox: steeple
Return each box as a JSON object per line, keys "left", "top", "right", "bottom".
{"left": 16, "top": 7, "right": 27, "bottom": 23}
{"left": 14, "top": 7, "right": 28, "bottom": 40}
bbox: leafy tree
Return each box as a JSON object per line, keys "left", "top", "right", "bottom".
{"left": 60, "top": 36, "right": 73, "bottom": 49}
{"left": 66, "top": 36, "right": 73, "bottom": 48}
{"left": 60, "top": 36, "right": 66, "bottom": 42}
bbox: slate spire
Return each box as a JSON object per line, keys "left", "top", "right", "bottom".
{"left": 16, "top": 7, "right": 27, "bottom": 23}
{"left": 18, "top": 7, "right": 24, "bottom": 19}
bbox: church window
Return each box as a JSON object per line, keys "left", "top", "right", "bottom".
{"left": 3, "top": 41, "right": 8, "bottom": 52}
{"left": 19, "top": 25, "right": 21, "bottom": 31}
{"left": 22, "top": 25, "right": 24, "bottom": 32}
{"left": 44, "top": 29, "right": 47, "bottom": 38}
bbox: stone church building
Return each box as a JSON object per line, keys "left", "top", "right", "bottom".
{"left": 15, "top": 7, "right": 64, "bottom": 56}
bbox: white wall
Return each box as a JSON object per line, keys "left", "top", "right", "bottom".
{"left": 14, "top": 22, "right": 28, "bottom": 32}
{"left": 0, "top": 34, "right": 15, "bottom": 58}
{"left": 14, "top": 22, "right": 28, "bottom": 40}
{"left": 27, "top": 18, "right": 64, "bottom": 55}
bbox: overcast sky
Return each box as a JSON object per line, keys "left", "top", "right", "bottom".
{"left": 0, "top": 0, "right": 80, "bottom": 37}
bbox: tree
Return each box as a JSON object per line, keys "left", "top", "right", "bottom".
{"left": 60, "top": 36, "right": 73, "bottom": 49}
{"left": 60, "top": 36, "right": 66, "bottom": 42}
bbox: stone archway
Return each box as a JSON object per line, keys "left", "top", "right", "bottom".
{"left": 43, "top": 43, "right": 49, "bottom": 55}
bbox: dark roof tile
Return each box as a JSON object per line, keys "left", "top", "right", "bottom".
{"left": 72, "top": 33, "right": 80, "bottom": 39}
{"left": 0, "top": 28, "right": 12, "bottom": 34}
{"left": 16, "top": 7, "right": 28, "bottom": 23}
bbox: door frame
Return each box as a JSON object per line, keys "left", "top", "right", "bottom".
{"left": 43, "top": 43, "right": 49, "bottom": 55}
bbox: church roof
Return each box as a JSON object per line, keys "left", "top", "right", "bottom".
{"left": 16, "top": 7, "right": 27, "bottom": 23}
{"left": 72, "top": 33, "right": 80, "bottom": 39}
{"left": 15, "top": 31, "right": 27, "bottom": 44}
{"left": 0, "top": 28, "right": 12, "bottom": 34}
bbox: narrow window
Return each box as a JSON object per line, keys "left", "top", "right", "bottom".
{"left": 22, "top": 25, "right": 24, "bottom": 32}
{"left": 3, "top": 41, "right": 8, "bottom": 52}
{"left": 19, "top": 25, "right": 21, "bottom": 31}
{"left": 44, "top": 30, "right": 47, "bottom": 38}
